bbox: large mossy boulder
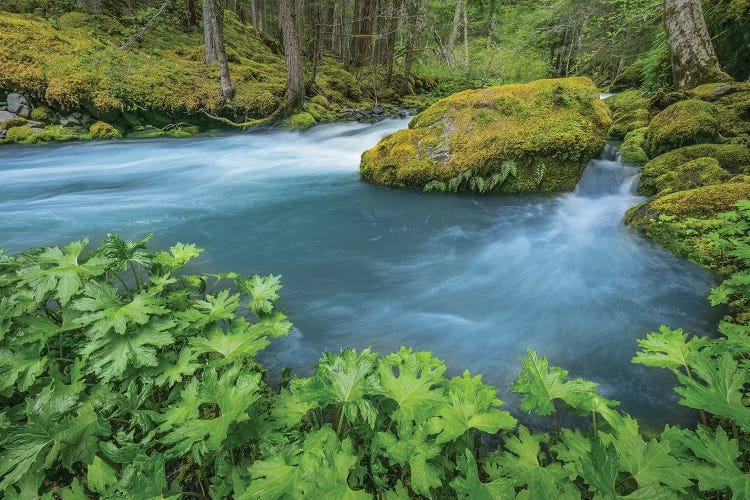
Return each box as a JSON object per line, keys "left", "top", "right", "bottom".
{"left": 639, "top": 143, "right": 750, "bottom": 195}
{"left": 653, "top": 157, "right": 730, "bottom": 192}
{"left": 604, "top": 90, "right": 649, "bottom": 139}
{"left": 645, "top": 99, "right": 720, "bottom": 157}
{"left": 620, "top": 127, "right": 648, "bottom": 164}
{"left": 360, "top": 77, "right": 611, "bottom": 193}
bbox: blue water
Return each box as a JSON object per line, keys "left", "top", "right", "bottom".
{"left": 0, "top": 119, "right": 721, "bottom": 427}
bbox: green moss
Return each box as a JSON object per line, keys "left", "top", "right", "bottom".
{"left": 360, "top": 77, "right": 611, "bottom": 193}
{"left": 311, "top": 95, "right": 329, "bottom": 108}
{"left": 125, "top": 127, "right": 165, "bottom": 139}
{"left": 307, "top": 102, "right": 335, "bottom": 123}
{"left": 0, "top": 117, "right": 27, "bottom": 130}
{"left": 166, "top": 125, "right": 200, "bottom": 137}
{"left": 620, "top": 127, "right": 648, "bottom": 164}
{"left": 645, "top": 99, "right": 720, "bottom": 157}
{"left": 604, "top": 90, "right": 649, "bottom": 139}
{"left": 89, "top": 121, "right": 122, "bottom": 139}
{"left": 690, "top": 83, "right": 734, "bottom": 101}
{"left": 4, "top": 124, "right": 79, "bottom": 144}
{"left": 653, "top": 157, "right": 730, "bottom": 192}
{"left": 650, "top": 182, "right": 750, "bottom": 217}
{"left": 286, "top": 112, "right": 316, "bottom": 130}
{"left": 29, "top": 105, "right": 54, "bottom": 123}
{"left": 640, "top": 143, "right": 750, "bottom": 195}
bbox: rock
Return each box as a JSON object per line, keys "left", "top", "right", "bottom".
{"left": 311, "top": 95, "right": 329, "bottom": 108}
{"left": 653, "top": 157, "right": 730, "bottom": 192}
{"left": 645, "top": 99, "right": 720, "bottom": 157}
{"left": 0, "top": 110, "right": 19, "bottom": 123}
{"left": 639, "top": 143, "right": 750, "bottom": 195}
{"left": 286, "top": 112, "right": 316, "bottom": 131}
{"left": 29, "top": 106, "right": 55, "bottom": 123}
{"left": 60, "top": 115, "right": 81, "bottom": 127}
{"left": 0, "top": 117, "right": 27, "bottom": 130}
{"left": 360, "top": 77, "right": 612, "bottom": 193}
{"left": 0, "top": 106, "right": 7, "bottom": 111}
{"left": 620, "top": 127, "right": 649, "bottom": 165}
{"left": 371, "top": 107, "right": 384, "bottom": 116}
{"left": 0, "top": 130, "right": 6, "bottom": 140}
{"left": 6, "top": 93, "right": 30, "bottom": 117}
{"left": 89, "top": 121, "right": 122, "bottom": 139}
{"left": 603, "top": 90, "right": 649, "bottom": 139}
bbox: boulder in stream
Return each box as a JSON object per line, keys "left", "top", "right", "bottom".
{"left": 359, "top": 77, "right": 612, "bottom": 193}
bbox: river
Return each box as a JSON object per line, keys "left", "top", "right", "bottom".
{"left": 0, "top": 118, "right": 722, "bottom": 427}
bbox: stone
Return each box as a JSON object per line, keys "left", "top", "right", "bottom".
{"left": 6, "top": 93, "right": 30, "bottom": 117}
{"left": 60, "top": 115, "right": 82, "bottom": 127}
{"left": 0, "top": 110, "right": 18, "bottom": 122}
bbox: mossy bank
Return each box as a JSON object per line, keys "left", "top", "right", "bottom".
{"left": 360, "top": 77, "right": 611, "bottom": 194}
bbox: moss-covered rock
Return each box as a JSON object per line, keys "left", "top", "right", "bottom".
{"left": 620, "top": 127, "right": 648, "bottom": 164}
{"left": 360, "top": 77, "right": 611, "bottom": 193}
{"left": 287, "top": 112, "right": 316, "bottom": 130}
{"left": 639, "top": 143, "right": 750, "bottom": 195}
{"left": 29, "top": 105, "right": 54, "bottom": 123}
{"left": 629, "top": 181, "right": 750, "bottom": 222}
{"left": 311, "top": 95, "right": 329, "bottom": 108}
{"left": 125, "top": 127, "right": 165, "bottom": 139}
{"left": 0, "top": 117, "right": 27, "bottom": 130}
{"left": 307, "top": 102, "right": 335, "bottom": 123}
{"left": 5, "top": 125, "right": 79, "bottom": 144}
{"left": 653, "top": 157, "right": 730, "bottom": 192}
{"left": 604, "top": 90, "right": 649, "bottom": 139}
{"left": 89, "top": 121, "right": 122, "bottom": 139}
{"left": 645, "top": 99, "right": 720, "bottom": 157}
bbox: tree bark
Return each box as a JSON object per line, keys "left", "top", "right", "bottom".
{"left": 663, "top": 0, "right": 730, "bottom": 88}
{"left": 446, "top": 0, "right": 462, "bottom": 65}
{"left": 280, "top": 0, "right": 305, "bottom": 110}
{"left": 203, "top": 0, "right": 234, "bottom": 98}
{"left": 350, "top": 0, "right": 376, "bottom": 67}
{"left": 186, "top": 0, "right": 198, "bottom": 28}
{"left": 250, "top": 0, "right": 257, "bottom": 27}
{"left": 462, "top": 4, "right": 469, "bottom": 69}
{"left": 400, "top": 0, "right": 421, "bottom": 95}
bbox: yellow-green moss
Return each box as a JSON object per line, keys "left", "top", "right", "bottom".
{"left": 89, "top": 121, "right": 121, "bottom": 139}
{"left": 311, "top": 95, "right": 329, "bottom": 108}
{"left": 286, "top": 112, "right": 316, "bottom": 130}
{"left": 0, "top": 117, "right": 27, "bottom": 130}
{"left": 650, "top": 182, "right": 750, "bottom": 217}
{"left": 639, "top": 143, "right": 750, "bottom": 195}
{"left": 307, "top": 102, "right": 335, "bottom": 123}
{"left": 29, "top": 105, "right": 54, "bottom": 123}
{"left": 604, "top": 90, "right": 649, "bottom": 139}
{"left": 360, "top": 77, "right": 611, "bottom": 193}
{"left": 645, "top": 99, "right": 720, "bottom": 157}
{"left": 620, "top": 127, "right": 648, "bottom": 164}
{"left": 126, "top": 128, "right": 165, "bottom": 139}
{"left": 654, "top": 157, "right": 730, "bottom": 192}
{"left": 4, "top": 124, "right": 79, "bottom": 143}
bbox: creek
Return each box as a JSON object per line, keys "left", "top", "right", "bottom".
{"left": 0, "top": 119, "right": 722, "bottom": 427}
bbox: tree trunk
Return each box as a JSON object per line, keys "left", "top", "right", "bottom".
{"left": 446, "top": 0, "right": 462, "bottom": 65}
{"left": 186, "top": 0, "right": 198, "bottom": 27}
{"left": 250, "top": 0, "right": 257, "bottom": 27}
{"left": 203, "top": 0, "right": 234, "bottom": 98}
{"left": 280, "top": 0, "right": 305, "bottom": 110}
{"left": 350, "top": 0, "right": 376, "bottom": 67}
{"left": 663, "top": 0, "right": 730, "bottom": 88}
{"left": 462, "top": 4, "right": 469, "bottom": 69}
{"left": 400, "top": 0, "right": 420, "bottom": 95}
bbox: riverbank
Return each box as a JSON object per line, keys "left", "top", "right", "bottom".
{"left": 0, "top": 9, "right": 433, "bottom": 145}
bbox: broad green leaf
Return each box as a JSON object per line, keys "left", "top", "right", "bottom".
{"left": 552, "top": 430, "right": 620, "bottom": 497}
{"left": 101, "top": 233, "right": 153, "bottom": 271}
{"left": 307, "top": 348, "right": 380, "bottom": 429}
{"left": 676, "top": 353, "right": 750, "bottom": 430}
{"left": 17, "top": 239, "right": 110, "bottom": 305}
{"left": 0, "top": 345, "right": 47, "bottom": 393}
{"left": 598, "top": 411, "right": 691, "bottom": 492}
{"left": 153, "top": 347, "right": 201, "bottom": 386}
{"left": 377, "top": 425, "right": 443, "bottom": 496}
{"left": 237, "top": 274, "right": 282, "bottom": 316}
{"left": 271, "top": 387, "right": 318, "bottom": 430}
{"left": 376, "top": 347, "right": 446, "bottom": 425}
{"left": 72, "top": 283, "right": 166, "bottom": 337}
{"left": 680, "top": 426, "right": 750, "bottom": 498}
{"left": 189, "top": 318, "right": 275, "bottom": 364}
{"left": 244, "top": 452, "right": 300, "bottom": 499}
{"left": 151, "top": 242, "right": 202, "bottom": 272}
{"left": 79, "top": 319, "right": 175, "bottom": 381}
{"left": 450, "top": 449, "right": 514, "bottom": 498}
{"left": 87, "top": 455, "right": 118, "bottom": 494}
{"left": 430, "top": 370, "right": 516, "bottom": 444}
{"left": 632, "top": 325, "right": 707, "bottom": 373}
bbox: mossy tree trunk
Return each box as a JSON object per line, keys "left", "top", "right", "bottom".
{"left": 400, "top": 0, "right": 422, "bottom": 95}
{"left": 349, "top": 0, "right": 376, "bottom": 67}
{"left": 280, "top": 0, "right": 305, "bottom": 110}
{"left": 663, "top": 0, "right": 731, "bottom": 88}
{"left": 202, "top": 0, "right": 234, "bottom": 99}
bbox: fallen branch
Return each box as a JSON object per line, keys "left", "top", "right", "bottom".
{"left": 199, "top": 106, "right": 284, "bottom": 129}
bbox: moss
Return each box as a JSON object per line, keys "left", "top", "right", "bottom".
{"left": 166, "top": 125, "right": 200, "bottom": 137}
{"left": 5, "top": 124, "right": 79, "bottom": 143}
{"left": 360, "top": 77, "right": 611, "bottom": 193}
{"left": 645, "top": 99, "right": 720, "bottom": 157}
{"left": 640, "top": 143, "right": 750, "bottom": 195}
{"left": 286, "top": 112, "right": 316, "bottom": 130}
{"left": 620, "top": 127, "right": 648, "bottom": 164}
{"left": 0, "top": 117, "right": 27, "bottom": 130}
{"left": 604, "top": 90, "right": 649, "bottom": 139}
{"left": 311, "top": 95, "right": 329, "bottom": 108}
{"left": 89, "top": 121, "right": 122, "bottom": 139}
{"left": 29, "top": 105, "right": 54, "bottom": 123}
{"left": 307, "top": 102, "right": 335, "bottom": 123}
{"left": 653, "top": 157, "right": 730, "bottom": 192}
{"left": 690, "top": 82, "right": 735, "bottom": 101}
{"left": 650, "top": 182, "right": 750, "bottom": 217}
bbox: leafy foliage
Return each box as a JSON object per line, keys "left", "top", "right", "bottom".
{"left": 0, "top": 225, "right": 748, "bottom": 497}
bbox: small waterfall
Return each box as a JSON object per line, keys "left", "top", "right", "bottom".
{"left": 573, "top": 142, "right": 640, "bottom": 198}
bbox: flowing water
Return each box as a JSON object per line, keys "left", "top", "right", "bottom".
{"left": 0, "top": 119, "right": 722, "bottom": 427}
